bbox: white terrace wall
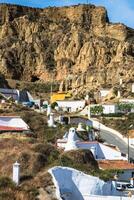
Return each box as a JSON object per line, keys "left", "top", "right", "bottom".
{"left": 84, "top": 195, "right": 134, "bottom": 200}
{"left": 49, "top": 166, "right": 123, "bottom": 200}
{"left": 56, "top": 100, "right": 85, "bottom": 112}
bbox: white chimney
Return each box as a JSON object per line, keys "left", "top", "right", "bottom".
{"left": 65, "top": 128, "right": 77, "bottom": 151}
{"left": 132, "top": 83, "right": 134, "bottom": 93}
{"left": 117, "top": 90, "right": 121, "bottom": 98}
{"left": 48, "top": 113, "right": 55, "bottom": 127}
{"left": 47, "top": 105, "right": 51, "bottom": 116}
{"left": 13, "top": 161, "right": 20, "bottom": 185}
{"left": 1, "top": 99, "right": 5, "bottom": 104}
{"left": 130, "top": 178, "right": 134, "bottom": 186}
{"left": 119, "top": 78, "right": 122, "bottom": 85}
{"left": 85, "top": 94, "right": 89, "bottom": 101}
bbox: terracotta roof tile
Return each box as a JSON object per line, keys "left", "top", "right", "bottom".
{"left": 98, "top": 160, "right": 134, "bottom": 170}
{"left": 0, "top": 126, "right": 27, "bottom": 131}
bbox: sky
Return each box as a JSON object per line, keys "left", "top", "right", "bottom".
{"left": 0, "top": 0, "right": 134, "bottom": 28}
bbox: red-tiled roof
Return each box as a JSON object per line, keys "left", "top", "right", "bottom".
{"left": 98, "top": 160, "right": 134, "bottom": 170}
{"left": 0, "top": 126, "right": 27, "bottom": 131}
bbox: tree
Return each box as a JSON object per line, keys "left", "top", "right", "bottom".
{"left": 91, "top": 105, "right": 104, "bottom": 115}
{"left": 117, "top": 103, "right": 134, "bottom": 114}
{"left": 51, "top": 102, "right": 58, "bottom": 109}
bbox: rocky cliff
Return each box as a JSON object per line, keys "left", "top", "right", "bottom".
{"left": 0, "top": 3, "right": 134, "bottom": 93}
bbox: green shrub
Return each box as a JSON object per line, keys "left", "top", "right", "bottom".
{"left": 51, "top": 102, "right": 58, "bottom": 109}
{"left": 0, "top": 191, "right": 15, "bottom": 200}
{"left": 102, "top": 113, "right": 123, "bottom": 117}
{"left": 91, "top": 105, "right": 104, "bottom": 115}
{"left": 25, "top": 187, "right": 39, "bottom": 199}
{"left": 32, "top": 153, "right": 47, "bottom": 173}
{"left": 20, "top": 174, "right": 33, "bottom": 182}
{"left": 0, "top": 177, "right": 15, "bottom": 190}
{"left": 33, "top": 143, "right": 59, "bottom": 164}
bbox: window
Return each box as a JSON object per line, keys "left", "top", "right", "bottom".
{"left": 132, "top": 172, "right": 134, "bottom": 177}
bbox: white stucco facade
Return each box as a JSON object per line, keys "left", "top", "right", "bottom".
{"left": 56, "top": 100, "right": 85, "bottom": 112}
{"left": 102, "top": 104, "right": 117, "bottom": 114}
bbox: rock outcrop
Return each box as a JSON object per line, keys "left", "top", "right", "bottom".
{"left": 0, "top": 3, "right": 134, "bottom": 92}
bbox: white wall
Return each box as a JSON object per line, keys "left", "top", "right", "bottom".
{"left": 57, "top": 100, "right": 85, "bottom": 112}
{"left": 57, "top": 139, "right": 126, "bottom": 160}
{"left": 102, "top": 105, "right": 117, "bottom": 114}
{"left": 49, "top": 167, "right": 123, "bottom": 200}
{"left": 132, "top": 83, "right": 134, "bottom": 93}
{"left": 120, "top": 99, "right": 134, "bottom": 103}
{"left": 77, "top": 142, "right": 126, "bottom": 160}
{"left": 99, "top": 143, "right": 126, "bottom": 160}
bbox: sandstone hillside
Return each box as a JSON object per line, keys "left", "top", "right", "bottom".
{"left": 0, "top": 3, "right": 134, "bottom": 93}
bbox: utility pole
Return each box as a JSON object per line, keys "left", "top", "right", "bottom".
{"left": 50, "top": 72, "right": 54, "bottom": 103}
{"left": 125, "top": 113, "right": 129, "bottom": 163}
{"left": 87, "top": 0, "right": 88, "bottom": 4}
{"left": 128, "top": 132, "right": 130, "bottom": 163}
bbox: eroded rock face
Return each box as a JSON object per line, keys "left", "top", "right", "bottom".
{"left": 0, "top": 3, "right": 134, "bottom": 90}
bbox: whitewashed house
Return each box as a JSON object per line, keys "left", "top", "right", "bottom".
{"left": 57, "top": 127, "right": 127, "bottom": 161}
{"left": 98, "top": 160, "right": 134, "bottom": 182}
{"left": 0, "top": 116, "right": 29, "bottom": 132}
{"left": 56, "top": 100, "right": 85, "bottom": 113}
{"left": 0, "top": 88, "right": 33, "bottom": 103}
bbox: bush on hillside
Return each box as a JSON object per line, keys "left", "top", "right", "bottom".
{"left": 33, "top": 143, "right": 59, "bottom": 163}
{"left": 0, "top": 177, "right": 15, "bottom": 189}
